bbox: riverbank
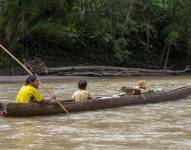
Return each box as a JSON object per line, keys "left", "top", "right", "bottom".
{"left": 0, "top": 76, "right": 94, "bottom": 83}
{"left": 0, "top": 66, "right": 190, "bottom": 82}
{"left": 0, "top": 74, "right": 191, "bottom": 83}
{"left": 46, "top": 66, "right": 191, "bottom": 76}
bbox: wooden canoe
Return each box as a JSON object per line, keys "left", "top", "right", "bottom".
{"left": 1, "top": 86, "right": 191, "bottom": 117}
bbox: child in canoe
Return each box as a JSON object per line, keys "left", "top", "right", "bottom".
{"left": 120, "top": 80, "right": 147, "bottom": 95}
{"left": 116, "top": 80, "right": 162, "bottom": 96}
{"left": 72, "top": 80, "right": 92, "bottom": 101}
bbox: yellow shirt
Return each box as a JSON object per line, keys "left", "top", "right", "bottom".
{"left": 16, "top": 85, "right": 43, "bottom": 103}
{"left": 71, "top": 90, "right": 92, "bottom": 102}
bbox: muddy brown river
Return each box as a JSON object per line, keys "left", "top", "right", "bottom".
{"left": 0, "top": 75, "right": 191, "bottom": 149}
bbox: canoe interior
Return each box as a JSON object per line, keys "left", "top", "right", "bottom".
{"left": 1, "top": 86, "right": 191, "bottom": 117}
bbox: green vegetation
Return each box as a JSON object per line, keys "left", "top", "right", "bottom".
{"left": 0, "top": 0, "right": 191, "bottom": 71}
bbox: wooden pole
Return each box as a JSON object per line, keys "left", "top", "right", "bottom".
{"left": 0, "top": 43, "right": 69, "bottom": 114}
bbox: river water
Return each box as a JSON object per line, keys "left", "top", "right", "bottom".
{"left": 0, "top": 75, "right": 191, "bottom": 150}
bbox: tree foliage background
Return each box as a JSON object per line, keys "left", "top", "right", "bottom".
{"left": 0, "top": 0, "right": 191, "bottom": 71}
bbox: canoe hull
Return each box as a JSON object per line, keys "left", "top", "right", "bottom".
{"left": 1, "top": 86, "right": 191, "bottom": 117}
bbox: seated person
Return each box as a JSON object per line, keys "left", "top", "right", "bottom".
{"left": 120, "top": 86, "right": 141, "bottom": 95}
{"left": 134, "top": 80, "right": 147, "bottom": 94}
{"left": 120, "top": 80, "right": 147, "bottom": 95}
{"left": 134, "top": 80, "right": 163, "bottom": 94}
{"left": 16, "top": 75, "right": 55, "bottom": 103}
{"left": 72, "top": 80, "right": 92, "bottom": 102}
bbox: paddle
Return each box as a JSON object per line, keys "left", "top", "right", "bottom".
{"left": 0, "top": 43, "right": 69, "bottom": 114}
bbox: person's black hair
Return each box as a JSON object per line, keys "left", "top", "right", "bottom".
{"left": 78, "top": 80, "right": 87, "bottom": 89}
{"left": 25, "top": 75, "right": 37, "bottom": 85}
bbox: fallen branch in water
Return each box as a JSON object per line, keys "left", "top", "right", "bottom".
{"left": 46, "top": 65, "right": 191, "bottom": 77}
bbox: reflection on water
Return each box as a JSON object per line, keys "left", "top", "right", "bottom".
{"left": 0, "top": 76, "right": 191, "bottom": 149}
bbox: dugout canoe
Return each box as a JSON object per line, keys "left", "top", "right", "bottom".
{"left": 1, "top": 86, "right": 191, "bottom": 117}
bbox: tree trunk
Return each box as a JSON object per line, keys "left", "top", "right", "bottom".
{"left": 164, "top": 44, "right": 170, "bottom": 70}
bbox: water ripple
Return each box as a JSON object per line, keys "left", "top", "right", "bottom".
{"left": 0, "top": 76, "right": 191, "bottom": 149}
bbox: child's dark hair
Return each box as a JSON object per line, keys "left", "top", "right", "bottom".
{"left": 78, "top": 80, "right": 87, "bottom": 89}
{"left": 25, "top": 75, "right": 37, "bottom": 85}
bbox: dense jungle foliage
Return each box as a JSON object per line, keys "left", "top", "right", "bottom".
{"left": 0, "top": 0, "right": 191, "bottom": 72}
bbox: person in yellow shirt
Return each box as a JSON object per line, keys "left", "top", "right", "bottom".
{"left": 16, "top": 75, "right": 55, "bottom": 103}
{"left": 72, "top": 80, "right": 92, "bottom": 102}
